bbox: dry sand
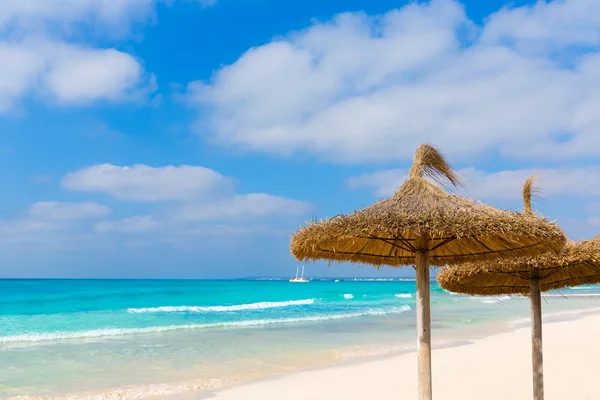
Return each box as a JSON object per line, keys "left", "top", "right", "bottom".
{"left": 206, "top": 314, "right": 600, "bottom": 400}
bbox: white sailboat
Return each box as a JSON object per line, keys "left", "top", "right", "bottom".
{"left": 289, "top": 265, "right": 309, "bottom": 283}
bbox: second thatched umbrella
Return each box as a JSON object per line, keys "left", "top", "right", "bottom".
{"left": 437, "top": 176, "right": 600, "bottom": 400}
{"left": 290, "top": 145, "right": 566, "bottom": 400}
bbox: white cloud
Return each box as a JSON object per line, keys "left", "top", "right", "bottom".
{"left": 0, "top": 39, "right": 152, "bottom": 112}
{"left": 0, "top": 0, "right": 222, "bottom": 111}
{"left": 0, "top": 219, "right": 55, "bottom": 236}
{"left": 189, "top": 0, "right": 600, "bottom": 163}
{"left": 0, "top": 0, "right": 157, "bottom": 36}
{"left": 0, "top": 41, "right": 44, "bottom": 112}
{"left": 0, "top": 202, "right": 109, "bottom": 245}
{"left": 347, "top": 166, "right": 600, "bottom": 204}
{"left": 481, "top": 0, "right": 600, "bottom": 51}
{"left": 0, "top": 218, "right": 90, "bottom": 248}
{"left": 61, "top": 163, "right": 312, "bottom": 237}
{"left": 62, "top": 164, "right": 234, "bottom": 202}
{"left": 45, "top": 46, "right": 146, "bottom": 104}
{"left": 0, "top": 0, "right": 216, "bottom": 35}
{"left": 174, "top": 194, "right": 314, "bottom": 221}
{"left": 459, "top": 167, "right": 600, "bottom": 203}
{"left": 28, "top": 201, "right": 110, "bottom": 220}
{"left": 95, "top": 215, "right": 159, "bottom": 233}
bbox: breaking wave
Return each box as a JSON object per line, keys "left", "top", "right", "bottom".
{"left": 1, "top": 306, "right": 411, "bottom": 344}
{"left": 127, "top": 299, "right": 315, "bottom": 314}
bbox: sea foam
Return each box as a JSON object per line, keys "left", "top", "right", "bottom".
{"left": 0, "top": 306, "right": 411, "bottom": 344}
{"left": 395, "top": 293, "right": 412, "bottom": 299}
{"left": 127, "top": 299, "right": 315, "bottom": 314}
{"left": 343, "top": 294, "right": 354, "bottom": 299}
{"left": 469, "top": 295, "right": 510, "bottom": 304}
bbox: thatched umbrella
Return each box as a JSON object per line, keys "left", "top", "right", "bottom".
{"left": 437, "top": 176, "right": 600, "bottom": 400}
{"left": 290, "top": 145, "right": 566, "bottom": 400}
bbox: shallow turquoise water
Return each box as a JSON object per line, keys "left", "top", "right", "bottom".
{"left": 1, "top": 279, "right": 599, "bottom": 399}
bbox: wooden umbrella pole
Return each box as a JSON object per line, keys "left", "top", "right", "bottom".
{"left": 530, "top": 272, "right": 544, "bottom": 400}
{"left": 416, "top": 235, "right": 432, "bottom": 400}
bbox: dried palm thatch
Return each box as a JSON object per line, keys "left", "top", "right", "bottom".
{"left": 436, "top": 175, "right": 600, "bottom": 294}
{"left": 291, "top": 147, "right": 565, "bottom": 267}
{"left": 437, "top": 175, "right": 599, "bottom": 400}
{"left": 289, "top": 145, "right": 566, "bottom": 400}
{"left": 436, "top": 237, "right": 600, "bottom": 295}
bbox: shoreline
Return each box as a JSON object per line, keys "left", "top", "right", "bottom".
{"left": 199, "top": 310, "right": 600, "bottom": 400}
{"left": 154, "top": 306, "right": 600, "bottom": 400}
{"left": 7, "top": 305, "right": 600, "bottom": 399}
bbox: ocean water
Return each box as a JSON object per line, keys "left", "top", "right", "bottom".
{"left": 1, "top": 279, "right": 599, "bottom": 399}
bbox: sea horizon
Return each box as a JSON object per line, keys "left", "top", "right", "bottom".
{"left": 0, "top": 276, "right": 423, "bottom": 281}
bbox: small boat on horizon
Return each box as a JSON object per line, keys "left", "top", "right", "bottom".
{"left": 290, "top": 265, "right": 309, "bottom": 283}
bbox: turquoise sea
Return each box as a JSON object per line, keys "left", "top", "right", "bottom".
{"left": 1, "top": 279, "right": 599, "bottom": 399}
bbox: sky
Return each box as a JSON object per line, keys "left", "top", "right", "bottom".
{"left": 1, "top": 0, "right": 599, "bottom": 278}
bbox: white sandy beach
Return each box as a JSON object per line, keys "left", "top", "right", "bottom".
{"left": 205, "top": 313, "right": 600, "bottom": 400}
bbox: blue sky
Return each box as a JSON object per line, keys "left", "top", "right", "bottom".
{"left": 1, "top": 0, "right": 599, "bottom": 278}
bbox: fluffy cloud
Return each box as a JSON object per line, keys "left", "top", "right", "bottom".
{"left": 95, "top": 215, "right": 159, "bottom": 233}
{"left": 0, "top": 201, "right": 110, "bottom": 245}
{"left": 0, "top": 0, "right": 216, "bottom": 36}
{"left": 0, "top": 44, "right": 147, "bottom": 112}
{"left": 0, "top": 0, "right": 225, "bottom": 112}
{"left": 45, "top": 46, "right": 148, "bottom": 104}
{"left": 347, "top": 166, "right": 600, "bottom": 204}
{"left": 62, "top": 164, "right": 234, "bottom": 202}
{"left": 28, "top": 201, "right": 110, "bottom": 220}
{"left": 0, "top": 0, "right": 157, "bottom": 36}
{"left": 0, "top": 0, "right": 222, "bottom": 112}
{"left": 174, "top": 194, "right": 314, "bottom": 221}
{"left": 61, "top": 163, "right": 313, "bottom": 238}
{"left": 189, "top": 0, "right": 600, "bottom": 163}
{"left": 481, "top": 0, "right": 600, "bottom": 50}
{"left": 2, "top": 39, "right": 152, "bottom": 110}
{"left": 0, "top": 219, "right": 56, "bottom": 236}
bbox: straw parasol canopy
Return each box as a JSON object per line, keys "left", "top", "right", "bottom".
{"left": 290, "top": 145, "right": 566, "bottom": 400}
{"left": 436, "top": 175, "right": 599, "bottom": 400}
{"left": 436, "top": 176, "right": 600, "bottom": 294}
{"left": 436, "top": 237, "right": 600, "bottom": 295}
{"left": 291, "top": 148, "right": 566, "bottom": 266}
